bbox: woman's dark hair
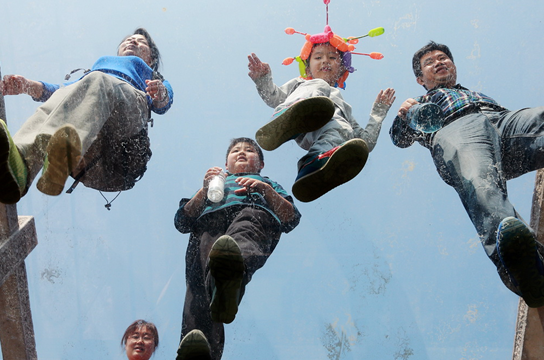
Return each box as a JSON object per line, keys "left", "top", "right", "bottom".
{"left": 121, "top": 319, "right": 159, "bottom": 351}
{"left": 412, "top": 41, "right": 454, "bottom": 78}
{"left": 226, "top": 137, "right": 264, "bottom": 164}
{"left": 119, "top": 28, "right": 164, "bottom": 80}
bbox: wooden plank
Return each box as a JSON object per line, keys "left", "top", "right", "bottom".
{"left": 0, "top": 263, "right": 37, "bottom": 360}
{"left": 512, "top": 168, "right": 544, "bottom": 359}
{"left": 0, "top": 67, "right": 38, "bottom": 360}
{"left": 0, "top": 216, "right": 37, "bottom": 287}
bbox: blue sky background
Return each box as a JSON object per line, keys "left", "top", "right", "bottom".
{"left": 1, "top": 0, "right": 544, "bottom": 359}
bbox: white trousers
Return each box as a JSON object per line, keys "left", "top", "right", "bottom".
{"left": 13, "top": 72, "right": 149, "bottom": 191}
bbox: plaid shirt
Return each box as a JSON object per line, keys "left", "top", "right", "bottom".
{"left": 390, "top": 84, "right": 508, "bottom": 149}
{"left": 416, "top": 84, "right": 508, "bottom": 122}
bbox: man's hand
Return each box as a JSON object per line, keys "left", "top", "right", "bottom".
{"left": 247, "top": 53, "right": 271, "bottom": 80}
{"left": 397, "top": 98, "right": 420, "bottom": 120}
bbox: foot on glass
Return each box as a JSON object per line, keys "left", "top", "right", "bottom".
{"left": 0, "top": 119, "right": 28, "bottom": 204}
{"left": 292, "top": 138, "right": 368, "bottom": 203}
{"left": 497, "top": 216, "right": 544, "bottom": 308}
{"left": 256, "top": 96, "right": 335, "bottom": 151}
{"left": 209, "top": 235, "right": 244, "bottom": 324}
{"left": 176, "top": 329, "right": 212, "bottom": 360}
{"left": 37, "top": 124, "right": 81, "bottom": 196}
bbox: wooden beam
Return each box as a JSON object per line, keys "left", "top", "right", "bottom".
{"left": 0, "top": 68, "right": 38, "bottom": 360}
{"left": 0, "top": 263, "right": 37, "bottom": 360}
{"left": 512, "top": 169, "right": 544, "bottom": 359}
{"left": 0, "top": 217, "right": 37, "bottom": 287}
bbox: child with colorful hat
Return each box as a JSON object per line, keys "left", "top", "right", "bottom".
{"left": 247, "top": 1, "right": 395, "bottom": 202}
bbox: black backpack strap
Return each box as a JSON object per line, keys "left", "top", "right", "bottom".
{"left": 65, "top": 155, "right": 103, "bottom": 194}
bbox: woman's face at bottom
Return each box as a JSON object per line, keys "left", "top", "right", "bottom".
{"left": 125, "top": 326, "right": 155, "bottom": 360}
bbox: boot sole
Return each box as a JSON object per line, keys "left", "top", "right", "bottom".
{"left": 209, "top": 235, "right": 244, "bottom": 324}
{"left": 37, "top": 125, "right": 81, "bottom": 196}
{"left": 176, "top": 329, "right": 212, "bottom": 360}
{"left": 0, "top": 120, "right": 22, "bottom": 204}
{"left": 256, "top": 96, "right": 335, "bottom": 151}
{"left": 498, "top": 217, "right": 544, "bottom": 308}
{"left": 292, "top": 139, "right": 368, "bottom": 203}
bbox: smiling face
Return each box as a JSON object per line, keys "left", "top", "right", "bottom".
{"left": 226, "top": 142, "right": 264, "bottom": 174}
{"left": 306, "top": 43, "right": 345, "bottom": 86}
{"left": 118, "top": 34, "right": 153, "bottom": 67}
{"left": 125, "top": 326, "right": 156, "bottom": 360}
{"left": 416, "top": 50, "right": 457, "bottom": 90}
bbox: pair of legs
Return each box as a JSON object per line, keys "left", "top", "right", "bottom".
{"left": 430, "top": 108, "right": 544, "bottom": 295}
{"left": 181, "top": 207, "right": 281, "bottom": 360}
{"left": 256, "top": 79, "right": 368, "bottom": 202}
{"left": 269, "top": 79, "right": 360, "bottom": 158}
{"left": 7, "top": 71, "right": 149, "bottom": 198}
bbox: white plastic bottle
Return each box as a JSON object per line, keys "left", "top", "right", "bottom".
{"left": 207, "top": 171, "right": 226, "bottom": 203}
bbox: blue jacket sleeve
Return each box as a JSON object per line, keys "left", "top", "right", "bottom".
{"left": 32, "top": 81, "right": 60, "bottom": 102}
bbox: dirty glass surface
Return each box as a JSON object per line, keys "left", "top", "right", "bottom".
{"left": 1, "top": 0, "right": 543, "bottom": 359}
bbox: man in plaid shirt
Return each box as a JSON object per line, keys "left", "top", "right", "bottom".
{"left": 390, "top": 41, "right": 544, "bottom": 308}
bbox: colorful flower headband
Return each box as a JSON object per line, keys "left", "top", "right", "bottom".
{"left": 281, "top": 0, "right": 384, "bottom": 89}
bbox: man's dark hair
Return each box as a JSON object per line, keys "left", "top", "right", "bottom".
{"left": 226, "top": 137, "right": 264, "bottom": 164}
{"left": 412, "top": 41, "right": 454, "bottom": 78}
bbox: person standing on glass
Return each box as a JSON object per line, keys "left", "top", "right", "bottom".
{"left": 0, "top": 28, "right": 174, "bottom": 204}
{"left": 390, "top": 41, "right": 544, "bottom": 308}
{"left": 174, "top": 137, "right": 301, "bottom": 359}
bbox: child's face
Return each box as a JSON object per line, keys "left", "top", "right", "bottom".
{"left": 306, "top": 43, "right": 344, "bottom": 86}
{"left": 226, "top": 142, "right": 264, "bottom": 174}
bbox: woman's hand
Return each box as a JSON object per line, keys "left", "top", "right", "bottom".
{"left": 145, "top": 79, "right": 168, "bottom": 104}
{"left": 1, "top": 75, "right": 43, "bottom": 98}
